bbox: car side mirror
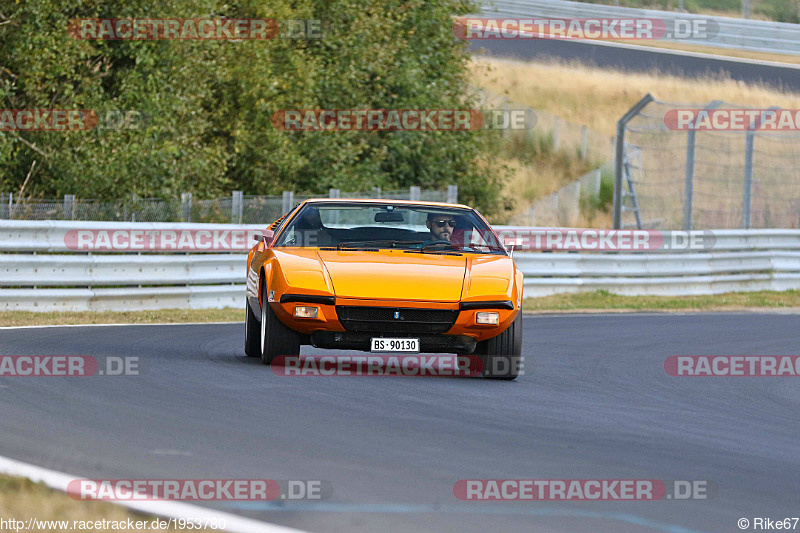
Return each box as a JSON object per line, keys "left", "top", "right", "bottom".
{"left": 254, "top": 229, "right": 275, "bottom": 246}
{"left": 503, "top": 236, "right": 522, "bottom": 256}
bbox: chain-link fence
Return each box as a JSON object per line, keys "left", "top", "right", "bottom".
{"left": 0, "top": 187, "right": 457, "bottom": 223}
{"left": 615, "top": 95, "right": 800, "bottom": 230}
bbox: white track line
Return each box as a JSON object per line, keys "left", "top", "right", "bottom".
{"left": 0, "top": 455, "right": 308, "bottom": 533}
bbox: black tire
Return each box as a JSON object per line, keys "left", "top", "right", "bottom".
{"left": 475, "top": 313, "right": 522, "bottom": 380}
{"left": 259, "top": 281, "right": 301, "bottom": 365}
{"left": 244, "top": 298, "right": 261, "bottom": 357}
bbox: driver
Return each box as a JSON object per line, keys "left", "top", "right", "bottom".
{"left": 425, "top": 212, "right": 457, "bottom": 243}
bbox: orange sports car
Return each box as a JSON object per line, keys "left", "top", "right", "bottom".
{"left": 244, "top": 199, "right": 523, "bottom": 379}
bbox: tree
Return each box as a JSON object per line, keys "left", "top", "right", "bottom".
{"left": 0, "top": 0, "right": 506, "bottom": 215}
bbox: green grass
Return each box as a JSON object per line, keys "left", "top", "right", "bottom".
{"left": 502, "top": 129, "right": 602, "bottom": 174}
{"left": 580, "top": 169, "right": 615, "bottom": 224}
{"left": 0, "top": 473, "right": 181, "bottom": 532}
{"left": 2, "top": 290, "right": 800, "bottom": 327}
{"left": 523, "top": 289, "right": 800, "bottom": 312}
{"left": 0, "top": 308, "right": 243, "bottom": 327}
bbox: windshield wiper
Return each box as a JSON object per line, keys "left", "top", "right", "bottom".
{"left": 421, "top": 242, "right": 461, "bottom": 251}
{"left": 472, "top": 244, "right": 507, "bottom": 253}
{"left": 337, "top": 240, "right": 423, "bottom": 250}
{"left": 418, "top": 241, "right": 507, "bottom": 254}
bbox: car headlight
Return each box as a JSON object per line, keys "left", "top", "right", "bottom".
{"left": 294, "top": 306, "right": 319, "bottom": 318}
{"left": 475, "top": 311, "right": 499, "bottom": 325}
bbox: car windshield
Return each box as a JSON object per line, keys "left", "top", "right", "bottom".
{"left": 273, "top": 202, "right": 505, "bottom": 254}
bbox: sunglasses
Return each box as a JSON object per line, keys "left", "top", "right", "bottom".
{"left": 433, "top": 220, "right": 457, "bottom": 228}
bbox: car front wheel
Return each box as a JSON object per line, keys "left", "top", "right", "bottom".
{"left": 260, "top": 282, "right": 301, "bottom": 365}
{"left": 244, "top": 297, "right": 261, "bottom": 357}
{"left": 475, "top": 313, "right": 522, "bottom": 380}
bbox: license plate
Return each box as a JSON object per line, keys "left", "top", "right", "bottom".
{"left": 370, "top": 338, "right": 420, "bottom": 353}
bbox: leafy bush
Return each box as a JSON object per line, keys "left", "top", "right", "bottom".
{"left": 756, "top": 0, "right": 800, "bottom": 22}
{"left": 0, "top": 0, "right": 506, "bottom": 215}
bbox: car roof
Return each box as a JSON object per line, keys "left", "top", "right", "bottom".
{"left": 299, "top": 198, "right": 472, "bottom": 210}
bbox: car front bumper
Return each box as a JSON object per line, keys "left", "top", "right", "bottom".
{"left": 310, "top": 331, "right": 477, "bottom": 354}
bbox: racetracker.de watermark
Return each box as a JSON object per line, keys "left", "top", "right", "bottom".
{"left": 64, "top": 228, "right": 259, "bottom": 251}
{"left": 271, "top": 355, "right": 492, "bottom": 377}
{"left": 0, "top": 109, "right": 146, "bottom": 131}
{"left": 665, "top": 356, "right": 800, "bottom": 376}
{"left": 67, "top": 479, "right": 332, "bottom": 500}
{"left": 454, "top": 479, "right": 715, "bottom": 500}
{"left": 494, "top": 228, "right": 716, "bottom": 251}
{"left": 453, "top": 17, "right": 718, "bottom": 41}
{"left": 664, "top": 109, "right": 800, "bottom": 131}
{"left": 270, "top": 109, "right": 536, "bottom": 131}
{"left": 0, "top": 356, "right": 145, "bottom": 377}
{"left": 67, "top": 18, "right": 323, "bottom": 40}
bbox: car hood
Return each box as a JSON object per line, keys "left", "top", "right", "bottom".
{"left": 316, "top": 249, "right": 467, "bottom": 302}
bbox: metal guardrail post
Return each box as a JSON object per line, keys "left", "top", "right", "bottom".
{"left": 742, "top": 108, "right": 780, "bottom": 229}
{"left": 447, "top": 185, "right": 458, "bottom": 204}
{"left": 372, "top": 187, "right": 382, "bottom": 199}
{"left": 181, "top": 193, "right": 192, "bottom": 222}
{"left": 63, "top": 195, "right": 76, "bottom": 221}
{"left": 580, "top": 125, "right": 588, "bottom": 160}
{"left": 231, "top": 191, "right": 243, "bottom": 225}
{"left": 683, "top": 130, "right": 696, "bottom": 231}
{"left": 329, "top": 189, "right": 341, "bottom": 224}
{"left": 742, "top": 131, "right": 755, "bottom": 229}
{"left": 613, "top": 94, "right": 653, "bottom": 229}
{"left": 683, "top": 100, "right": 723, "bottom": 231}
{"left": 410, "top": 186, "right": 421, "bottom": 201}
{"left": 594, "top": 168, "right": 602, "bottom": 196}
{"left": 0, "top": 193, "right": 9, "bottom": 219}
{"left": 282, "top": 191, "right": 294, "bottom": 213}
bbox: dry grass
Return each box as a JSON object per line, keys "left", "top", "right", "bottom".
{"left": 690, "top": 8, "right": 774, "bottom": 20}
{"left": 499, "top": 156, "right": 614, "bottom": 226}
{"left": 470, "top": 57, "right": 800, "bottom": 136}
{"left": 472, "top": 57, "right": 800, "bottom": 227}
{"left": 0, "top": 308, "right": 242, "bottom": 327}
{"left": 607, "top": 38, "right": 800, "bottom": 64}
{"left": 0, "top": 474, "right": 181, "bottom": 532}
{"left": 523, "top": 289, "right": 800, "bottom": 311}
{"left": 501, "top": 145, "right": 598, "bottom": 201}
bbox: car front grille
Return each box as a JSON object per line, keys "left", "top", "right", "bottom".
{"left": 335, "top": 306, "right": 459, "bottom": 334}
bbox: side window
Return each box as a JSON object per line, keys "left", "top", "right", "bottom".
{"left": 281, "top": 226, "right": 296, "bottom": 244}
{"left": 271, "top": 203, "right": 303, "bottom": 235}
{"left": 468, "top": 228, "right": 489, "bottom": 247}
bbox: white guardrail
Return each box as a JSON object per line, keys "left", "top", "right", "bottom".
{"left": 479, "top": 0, "right": 800, "bottom": 55}
{"left": 1, "top": 221, "right": 800, "bottom": 311}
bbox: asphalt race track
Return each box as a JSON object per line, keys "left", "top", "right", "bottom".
{"left": 1, "top": 313, "right": 799, "bottom": 532}
{"left": 471, "top": 39, "right": 800, "bottom": 92}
